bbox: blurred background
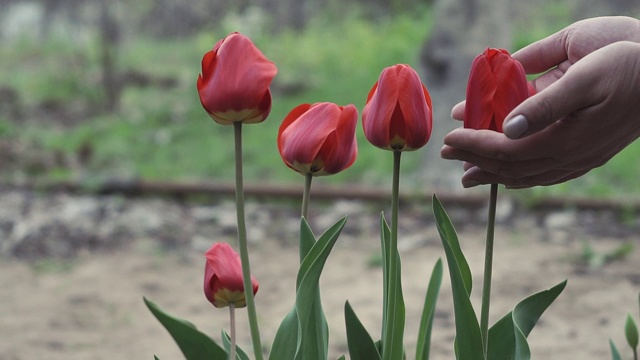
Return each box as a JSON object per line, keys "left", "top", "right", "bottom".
{"left": 0, "top": 0, "right": 639, "bottom": 197}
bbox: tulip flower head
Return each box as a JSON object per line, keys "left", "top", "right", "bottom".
{"left": 197, "top": 32, "right": 278, "bottom": 125}
{"left": 464, "top": 48, "right": 532, "bottom": 132}
{"left": 204, "top": 242, "right": 259, "bottom": 308}
{"left": 362, "top": 64, "right": 433, "bottom": 151}
{"left": 278, "top": 102, "right": 358, "bottom": 176}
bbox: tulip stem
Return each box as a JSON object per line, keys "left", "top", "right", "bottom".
{"left": 229, "top": 303, "right": 237, "bottom": 360}
{"left": 233, "top": 122, "right": 263, "bottom": 360}
{"left": 383, "top": 150, "right": 403, "bottom": 360}
{"left": 480, "top": 183, "right": 498, "bottom": 358}
{"left": 302, "top": 173, "right": 313, "bottom": 219}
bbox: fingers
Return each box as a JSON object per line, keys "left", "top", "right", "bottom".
{"left": 460, "top": 166, "right": 589, "bottom": 188}
{"left": 451, "top": 101, "right": 465, "bottom": 120}
{"left": 511, "top": 28, "right": 570, "bottom": 74}
{"left": 502, "top": 63, "right": 598, "bottom": 139}
{"left": 443, "top": 128, "right": 557, "bottom": 161}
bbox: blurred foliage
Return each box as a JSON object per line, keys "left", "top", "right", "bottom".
{"left": 2, "top": 1, "right": 640, "bottom": 199}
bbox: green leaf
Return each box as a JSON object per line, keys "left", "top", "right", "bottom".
{"left": 294, "top": 217, "right": 347, "bottom": 360}
{"left": 154, "top": 356, "right": 160, "bottom": 360}
{"left": 431, "top": 195, "right": 472, "bottom": 294}
{"left": 512, "top": 280, "right": 566, "bottom": 337}
{"left": 625, "top": 314, "right": 639, "bottom": 350}
{"left": 269, "top": 309, "right": 299, "bottom": 360}
{"left": 345, "top": 301, "right": 382, "bottom": 360}
{"left": 487, "top": 280, "right": 567, "bottom": 360}
{"left": 432, "top": 195, "right": 484, "bottom": 360}
{"left": 486, "top": 310, "right": 530, "bottom": 360}
{"left": 222, "top": 331, "right": 250, "bottom": 360}
{"left": 299, "top": 216, "right": 317, "bottom": 264}
{"left": 415, "top": 258, "right": 444, "bottom": 360}
{"left": 143, "top": 297, "right": 227, "bottom": 360}
{"left": 379, "top": 214, "right": 406, "bottom": 360}
{"left": 609, "top": 339, "right": 622, "bottom": 360}
{"left": 337, "top": 356, "right": 346, "bottom": 360}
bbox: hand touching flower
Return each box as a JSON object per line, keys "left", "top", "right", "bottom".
{"left": 204, "top": 242, "right": 259, "bottom": 308}
{"left": 278, "top": 102, "right": 358, "bottom": 176}
{"left": 197, "top": 32, "right": 278, "bottom": 125}
{"left": 362, "top": 64, "right": 432, "bottom": 151}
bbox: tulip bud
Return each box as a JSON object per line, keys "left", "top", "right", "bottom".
{"left": 464, "top": 48, "right": 531, "bottom": 132}
{"left": 278, "top": 102, "right": 358, "bottom": 176}
{"left": 204, "top": 242, "right": 258, "bottom": 308}
{"left": 197, "top": 32, "right": 278, "bottom": 125}
{"left": 362, "top": 64, "right": 433, "bottom": 151}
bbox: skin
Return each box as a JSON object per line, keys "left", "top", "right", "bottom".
{"left": 441, "top": 16, "right": 640, "bottom": 188}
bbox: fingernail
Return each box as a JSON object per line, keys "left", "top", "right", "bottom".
{"left": 462, "top": 179, "right": 479, "bottom": 188}
{"left": 503, "top": 115, "right": 528, "bottom": 139}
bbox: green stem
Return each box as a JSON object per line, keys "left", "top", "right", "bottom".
{"left": 229, "top": 303, "right": 237, "bottom": 360}
{"left": 480, "top": 183, "right": 498, "bottom": 358}
{"left": 233, "top": 122, "right": 263, "bottom": 360}
{"left": 302, "top": 173, "right": 313, "bottom": 219}
{"left": 383, "top": 150, "right": 402, "bottom": 359}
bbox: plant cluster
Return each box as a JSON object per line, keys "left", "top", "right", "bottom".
{"left": 142, "top": 32, "right": 634, "bottom": 360}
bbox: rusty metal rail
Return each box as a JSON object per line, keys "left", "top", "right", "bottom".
{"left": 2, "top": 179, "right": 640, "bottom": 213}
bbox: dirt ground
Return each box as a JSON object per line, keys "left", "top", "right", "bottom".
{"left": 1, "top": 199, "right": 640, "bottom": 360}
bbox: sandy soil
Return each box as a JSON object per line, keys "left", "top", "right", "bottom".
{"left": 1, "top": 203, "right": 639, "bottom": 360}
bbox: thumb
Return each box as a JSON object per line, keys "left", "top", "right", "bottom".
{"left": 502, "top": 68, "right": 595, "bottom": 139}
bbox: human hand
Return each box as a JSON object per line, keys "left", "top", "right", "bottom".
{"left": 441, "top": 17, "right": 640, "bottom": 188}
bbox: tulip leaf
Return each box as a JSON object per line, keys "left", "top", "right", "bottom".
{"left": 143, "top": 297, "right": 227, "bottom": 360}
{"left": 337, "top": 356, "right": 346, "bottom": 360}
{"left": 299, "top": 216, "right": 316, "bottom": 264}
{"left": 345, "top": 300, "right": 382, "bottom": 360}
{"left": 222, "top": 331, "right": 250, "bottom": 360}
{"left": 625, "top": 314, "right": 639, "bottom": 350}
{"left": 609, "top": 339, "right": 622, "bottom": 360}
{"left": 487, "top": 280, "right": 566, "bottom": 360}
{"left": 154, "top": 356, "right": 160, "bottom": 360}
{"left": 269, "top": 308, "right": 299, "bottom": 360}
{"left": 432, "top": 195, "right": 484, "bottom": 360}
{"left": 415, "top": 258, "right": 444, "bottom": 360}
{"left": 431, "top": 195, "right": 472, "bottom": 295}
{"left": 379, "top": 214, "right": 406, "bottom": 360}
{"left": 294, "top": 217, "right": 347, "bottom": 360}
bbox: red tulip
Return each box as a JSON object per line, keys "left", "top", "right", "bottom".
{"left": 278, "top": 102, "right": 358, "bottom": 176}
{"left": 464, "top": 48, "right": 532, "bottom": 132}
{"left": 362, "top": 64, "right": 433, "bottom": 151}
{"left": 197, "top": 32, "right": 278, "bottom": 125}
{"left": 204, "top": 242, "right": 258, "bottom": 308}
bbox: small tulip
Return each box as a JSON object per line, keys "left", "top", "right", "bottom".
{"left": 197, "top": 32, "right": 278, "bottom": 125}
{"left": 278, "top": 102, "right": 358, "bottom": 176}
{"left": 362, "top": 64, "right": 433, "bottom": 151}
{"left": 464, "top": 48, "right": 532, "bottom": 132}
{"left": 204, "top": 242, "right": 258, "bottom": 308}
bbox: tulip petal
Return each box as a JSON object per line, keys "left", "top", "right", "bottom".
{"left": 279, "top": 103, "right": 340, "bottom": 173}
{"left": 321, "top": 104, "right": 358, "bottom": 174}
{"left": 363, "top": 68, "right": 399, "bottom": 149}
{"left": 492, "top": 58, "right": 529, "bottom": 131}
{"left": 464, "top": 55, "right": 497, "bottom": 130}
{"left": 204, "top": 243, "right": 258, "bottom": 308}
{"left": 395, "top": 66, "right": 432, "bottom": 149}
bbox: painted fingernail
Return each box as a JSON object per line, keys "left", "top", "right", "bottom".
{"left": 503, "top": 115, "right": 528, "bottom": 139}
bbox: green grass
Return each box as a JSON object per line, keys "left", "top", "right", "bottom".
{"left": 1, "top": 8, "right": 434, "bottom": 187}
{"left": 4, "top": 5, "right": 640, "bottom": 199}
